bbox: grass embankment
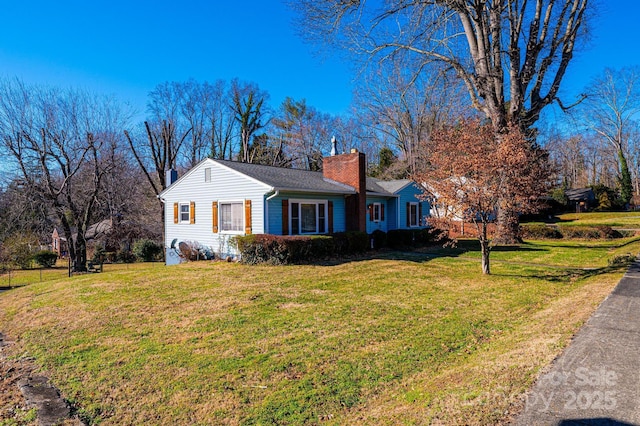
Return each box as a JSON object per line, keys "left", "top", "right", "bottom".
{"left": 541, "top": 211, "right": 640, "bottom": 228}
{"left": 0, "top": 238, "right": 638, "bottom": 425}
{"left": 557, "top": 211, "right": 640, "bottom": 228}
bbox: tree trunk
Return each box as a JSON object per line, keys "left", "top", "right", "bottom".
{"left": 74, "top": 237, "right": 88, "bottom": 272}
{"left": 494, "top": 204, "right": 521, "bottom": 245}
{"left": 480, "top": 225, "right": 491, "bottom": 275}
{"left": 618, "top": 149, "right": 633, "bottom": 207}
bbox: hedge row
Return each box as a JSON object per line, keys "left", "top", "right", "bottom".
{"left": 520, "top": 224, "right": 625, "bottom": 240}
{"left": 234, "top": 232, "right": 369, "bottom": 265}
{"left": 385, "top": 229, "right": 437, "bottom": 248}
{"left": 235, "top": 229, "right": 440, "bottom": 265}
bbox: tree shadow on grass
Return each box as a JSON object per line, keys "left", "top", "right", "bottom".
{"left": 543, "top": 237, "right": 640, "bottom": 250}
{"left": 316, "top": 239, "right": 634, "bottom": 284}
{"left": 315, "top": 239, "right": 546, "bottom": 267}
{"left": 558, "top": 418, "right": 636, "bottom": 426}
{"left": 494, "top": 266, "right": 613, "bottom": 283}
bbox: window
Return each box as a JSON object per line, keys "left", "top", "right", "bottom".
{"left": 290, "top": 200, "right": 327, "bottom": 235}
{"left": 204, "top": 167, "right": 211, "bottom": 182}
{"left": 179, "top": 203, "right": 191, "bottom": 223}
{"left": 409, "top": 203, "right": 419, "bottom": 227}
{"left": 220, "top": 202, "right": 244, "bottom": 232}
{"left": 373, "top": 203, "right": 381, "bottom": 222}
{"left": 409, "top": 202, "right": 419, "bottom": 227}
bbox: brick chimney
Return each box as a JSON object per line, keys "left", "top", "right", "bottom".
{"left": 323, "top": 149, "right": 367, "bottom": 232}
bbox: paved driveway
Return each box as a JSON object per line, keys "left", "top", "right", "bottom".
{"left": 514, "top": 261, "right": 640, "bottom": 425}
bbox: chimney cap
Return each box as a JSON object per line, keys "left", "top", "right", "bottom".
{"left": 350, "top": 148, "right": 358, "bottom": 154}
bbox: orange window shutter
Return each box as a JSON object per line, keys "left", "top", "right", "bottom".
{"left": 244, "top": 199, "right": 252, "bottom": 234}
{"left": 190, "top": 201, "right": 196, "bottom": 224}
{"left": 212, "top": 201, "right": 218, "bottom": 233}
{"left": 173, "top": 203, "right": 179, "bottom": 224}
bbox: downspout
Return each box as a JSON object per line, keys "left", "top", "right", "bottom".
{"left": 265, "top": 189, "right": 279, "bottom": 234}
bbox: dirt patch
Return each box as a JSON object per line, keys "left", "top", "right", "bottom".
{"left": 0, "top": 333, "right": 82, "bottom": 426}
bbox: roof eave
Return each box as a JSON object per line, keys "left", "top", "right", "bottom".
{"left": 274, "top": 187, "right": 356, "bottom": 195}
{"left": 366, "top": 191, "right": 398, "bottom": 197}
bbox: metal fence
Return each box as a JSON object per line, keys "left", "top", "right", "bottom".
{"left": 0, "top": 261, "right": 163, "bottom": 289}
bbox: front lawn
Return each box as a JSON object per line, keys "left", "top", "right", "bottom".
{"left": 0, "top": 238, "right": 637, "bottom": 425}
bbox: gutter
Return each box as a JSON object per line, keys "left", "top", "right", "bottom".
{"left": 266, "top": 189, "right": 280, "bottom": 201}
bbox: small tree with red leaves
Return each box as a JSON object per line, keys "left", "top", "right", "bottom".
{"left": 415, "top": 120, "right": 551, "bottom": 274}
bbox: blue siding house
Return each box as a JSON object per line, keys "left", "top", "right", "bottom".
{"left": 159, "top": 150, "right": 429, "bottom": 261}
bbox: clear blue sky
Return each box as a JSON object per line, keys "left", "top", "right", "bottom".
{"left": 0, "top": 1, "right": 638, "bottom": 119}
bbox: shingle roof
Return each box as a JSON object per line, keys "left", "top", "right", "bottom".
{"left": 373, "top": 179, "right": 413, "bottom": 194}
{"left": 565, "top": 187, "right": 595, "bottom": 202}
{"left": 85, "top": 219, "right": 112, "bottom": 240}
{"left": 213, "top": 160, "right": 356, "bottom": 194}
{"left": 367, "top": 177, "right": 413, "bottom": 195}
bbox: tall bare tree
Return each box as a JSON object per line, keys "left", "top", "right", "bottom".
{"left": 579, "top": 67, "right": 640, "bottom": 206}
{"left": 0, "top": 80, "right": 128, "bottom": 271}
{"left": 231, "top": 79, "right": 270, "bottom": 163}
{"left": 124, "top": 120, "right": 189, "bottom": 202}
{"left": 179, "top": 79, "right": 210, "bottom": 167}
{"left": 204, "top": 80, "right": 235, "bottom": 160}
{"left": 272, "top": 97, "right": 332, "bottom": 170}
{"left": 355, "top": 60, "right": 470, "bottom": 176}
{"left": 292, "top": 0, "right": 590, "bottom": 242}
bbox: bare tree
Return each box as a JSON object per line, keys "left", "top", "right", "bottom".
{"left": 271, "top": 97, "right": 334, "bottom": 170}
{"left": 625, "top": 123, "right": 640, "bottom": 198}
{"left": 331, "top": 115, "right": 376, "bottom": 161}
{"left": 180, "top": 79, "right": 210, "bottom": 167}
{"left": 0, "top": 178, "right": 53, "bottom": 243}
{"left": 355, "top": 60, "right": 470, "bottom": 176}
{"left": 546, "top": 132, "right": 587, "bottom": 188}
{"left": 292, "top": 0, "right": 591, "bottom": 242}
{"left": 0, "top": 80, "right": 128, "bottom": 271}
{"left": 124, "top": 120, "right": 189, "bottom": 201}
{"left": 204, "top": 80, "right": 235, "bottom": 160}
{"left": 579, "top": 67, "right": 640, "bottom": 206}
{"left": 231, "top": 79, "right": 270, "bottom": 163}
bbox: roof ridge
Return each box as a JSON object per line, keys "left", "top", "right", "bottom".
{"left": 214, "top": 159, "right": 323, "bottom": 174}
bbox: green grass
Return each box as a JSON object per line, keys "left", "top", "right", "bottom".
{"left": 527, "top": 211, "right": 640, "bottom": 228}
{"left": 0, "top": 239, "right": 638, "bottom": 425}
{"left": 0, "top": 262, "right": 164, "bottom": 288}
{"left": 444, "top": 237, "right": 640, "bottom": 268}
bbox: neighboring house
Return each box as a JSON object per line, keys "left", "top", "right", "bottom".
{"left": 51, "top": 220, "right": 112, "bottom": 259}
{"left": 51, "top": 218, "right": 154, "bottom": 259}
{"left": 159, "top": 149, "right": 429, "bottom": 261}
{"left": 51, "top": 227, "right": 69, "bottom": 258}
{"left": 85, "top": 219, "right": 113, "bottom": 241}
{"left": 566, "top": 188, "right": 595, "bottom": 212}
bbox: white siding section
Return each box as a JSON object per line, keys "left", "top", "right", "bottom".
{"left": 162, "top": 160, "right": 271, "bottom": 258}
